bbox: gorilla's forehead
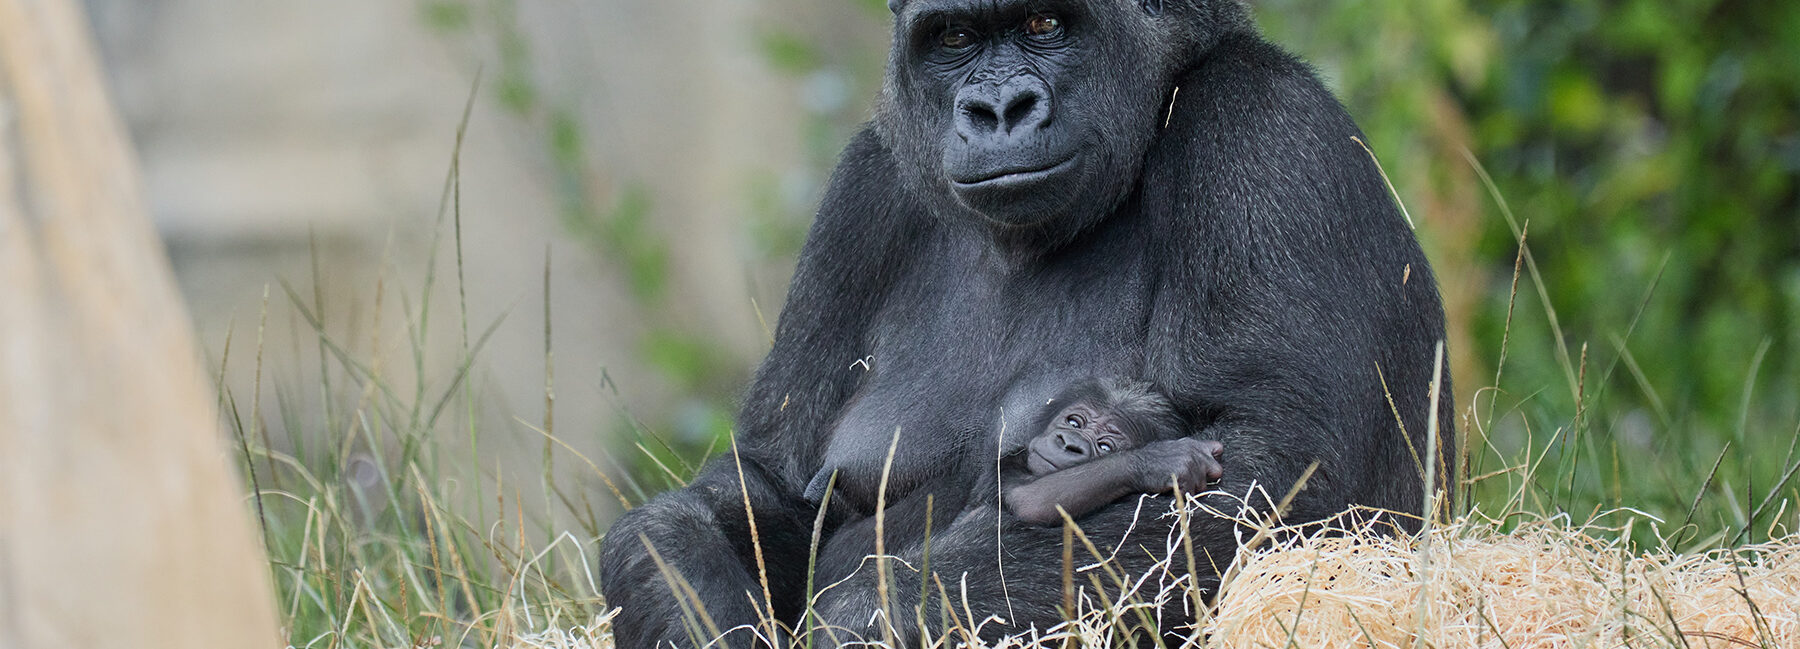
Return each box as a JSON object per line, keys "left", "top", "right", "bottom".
{"left": 896, "top": 0, "right": 1109, "bottom": 22}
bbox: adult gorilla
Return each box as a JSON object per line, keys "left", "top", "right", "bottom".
{"left": 600, "top": 0, "right": 1452, "bottom": 645}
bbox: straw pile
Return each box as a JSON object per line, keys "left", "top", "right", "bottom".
{"left": 515, "top": 516, "right": 1800, "bottom": 649}
{"left": 1207, "top": 518, "right": 1800, "bottom": 649}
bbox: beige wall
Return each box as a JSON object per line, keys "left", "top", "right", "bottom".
{"left": 76, "top": 0, "right": 885, "bottom": 524}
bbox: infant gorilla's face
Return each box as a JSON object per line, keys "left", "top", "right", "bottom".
{"left": 1026, "top": 403, "right": 1132, "bottom": 475}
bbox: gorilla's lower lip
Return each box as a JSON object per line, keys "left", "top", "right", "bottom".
{"left": 951, "top": 157, "right": 1078, "bottom": 189}
{"left": 1026, "top": 451, "right": 1061, "bottom": 475}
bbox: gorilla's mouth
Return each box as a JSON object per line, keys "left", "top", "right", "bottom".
{"left": 1026, "top": 449, "right": 1061, "bottom": 476}
{"left": 949, "top": 156, "right": 1079, "bottom": 190}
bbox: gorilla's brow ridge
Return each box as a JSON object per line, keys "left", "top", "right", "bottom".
{"left": 906, "top": 0, "right": 1085, "bottom": 25}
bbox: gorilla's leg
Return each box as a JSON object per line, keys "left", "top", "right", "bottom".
{"left": 600, "top": 458, "right": 815, "bottom": 648}
{"left": 812, "top": 497, "right": 1239, "bottom": 646}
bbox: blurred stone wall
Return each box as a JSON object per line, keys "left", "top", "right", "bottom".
{"left": 76, "top": 0, "right": 883, "bottom": 525}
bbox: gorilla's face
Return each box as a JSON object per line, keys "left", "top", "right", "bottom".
{"left": 878, "top": 0, "right": 1184, "bottom": 247}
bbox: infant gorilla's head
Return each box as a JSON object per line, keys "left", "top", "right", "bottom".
{"left": 1026, "top": 378, "right": 1184, "bottom": 476}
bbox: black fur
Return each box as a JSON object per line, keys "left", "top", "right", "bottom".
{"left": 598, "top": 1, "right": 1452, "bottom": 646}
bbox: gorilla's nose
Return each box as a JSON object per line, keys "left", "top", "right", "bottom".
{"left": 955, "top": 79, "right": 1051, "bottom": 141}
{"left": 1054, "top": 431, "right": 1090, "bottom": 459}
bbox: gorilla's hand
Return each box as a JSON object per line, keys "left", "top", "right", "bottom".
{"left": 803, "top": 467, "right": 835, "bottom": 504}
{"left": 1131, "top": 438, "right": 1225, "bottom": 494}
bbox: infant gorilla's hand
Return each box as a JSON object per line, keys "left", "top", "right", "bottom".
{"left": 1133, "top": 438, "right": 1225, "bottom": 494}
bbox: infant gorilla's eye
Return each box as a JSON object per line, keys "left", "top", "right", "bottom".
{"left": 1024, "top": 13, "right": 1062, "bottom": 38}
{"left": 940, "top": 26, "right": 977, "bottom": 49}
{"left": 1096, "top": 440, "right": 1115, "bottom": 454}
{"left": 1065, "top": 415, "right": 1083, "bottom": 428}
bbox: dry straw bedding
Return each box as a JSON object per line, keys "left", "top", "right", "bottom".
{"left": 521, "top": 515, "right": 1799, "bottom": 649}
{"left": 1209, "top": 519, "right": 1800, "bottom": 648}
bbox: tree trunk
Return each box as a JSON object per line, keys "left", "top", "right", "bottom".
{"left": 0, "top": 0, "right": 280, "bottom": 647}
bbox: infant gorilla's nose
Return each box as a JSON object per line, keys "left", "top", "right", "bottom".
{"left": 1054, "top": 431, "right": 1089, "bottom": 458}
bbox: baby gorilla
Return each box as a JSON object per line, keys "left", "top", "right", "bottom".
{"left": 1005, "top": 379, "right": 1226, "bottom": 525}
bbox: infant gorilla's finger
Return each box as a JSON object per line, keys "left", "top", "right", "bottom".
{"left": 1172, "top": 439, "right": 1218, "bottom": 492}
{"left": 1194, "top": 440, "right": 1225, "bottom": 483}
{"left": 1199, "top": 440, "right": 1225, "bottom": 459}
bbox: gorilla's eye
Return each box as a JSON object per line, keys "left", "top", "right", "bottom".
{"left": 1096, "top": 440, "right": 1115, "bottom": 454}
{"left": 1065, "top": 414, "right": 1084, "bottom": 428}
{"left": 940, "top": 26, "right": 978, "bottom": 50}
{"left": 1024, "top": 13, "right": 1063, "bottom": 38}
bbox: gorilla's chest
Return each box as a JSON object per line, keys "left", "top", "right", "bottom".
{"left": 818, "top": 233, "right": 1157, "bottom": 511}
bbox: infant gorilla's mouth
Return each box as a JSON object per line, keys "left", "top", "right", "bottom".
{"left": 1026, "top": 450, "right": 1061, "bottom": 476}
{"left": 950, "top": 156, "right": 1077, "bottom": 189}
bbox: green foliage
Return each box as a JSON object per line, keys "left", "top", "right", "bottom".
{"left": 419, "top": 0, "right": 472, "bottom": 32}
{"left": 1259, "top": 0, "right": 1800, "bottom": 542}
{"left": 1465, "top": 0, "right": 1799, "bottom": 417}
{"left": 759, "top": 30, "right": 824, "bottom": 75}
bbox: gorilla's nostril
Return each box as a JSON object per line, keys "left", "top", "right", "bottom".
{"left": 962, "top": 102, "right": 1000, "bottom": 133}
{"left": 1003, "top": 93, "right": 1040, "bottom": 132}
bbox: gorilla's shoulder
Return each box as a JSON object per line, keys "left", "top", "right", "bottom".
{"left": 813, "top": 126, "right": 902, "bottom": 227}
{"left": 831, "top": 126, "right": 899, "bottom": 183}
{"left": 1157, "top": 34, "right": 1365, "bottom": 178}
{"left": 1190, "top": 33, "right": 1323, "bottom": 89}
{"left": 805, "top": 125, "right": 931, "bottom": 259}
{"left": 1179, "top": 33, "right": 1355, "bottom": 131}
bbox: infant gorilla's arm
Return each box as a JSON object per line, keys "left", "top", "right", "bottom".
{"left": 1006, "top": 438, "right": 1225, "bottom": 525}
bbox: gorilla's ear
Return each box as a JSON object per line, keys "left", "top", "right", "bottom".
{"left": 889, "top": 0, "right": 904, "bottom": 14}
{"left": 1139, "top": 0, "right": 1165, "bottom": 15}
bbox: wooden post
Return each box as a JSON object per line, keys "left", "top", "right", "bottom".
{"left": 0, "top": 0, "right": 281, "bottom": 647}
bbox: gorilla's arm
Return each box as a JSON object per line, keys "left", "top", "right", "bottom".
{"left": 1141, "top": 32, "right": 1450, "bottom": 525}
{"left": 599, "top": 129, "right": 925, "bottom": 648}
{"left": 1005, "top": 439, "right": 1225, "bottom": 525}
